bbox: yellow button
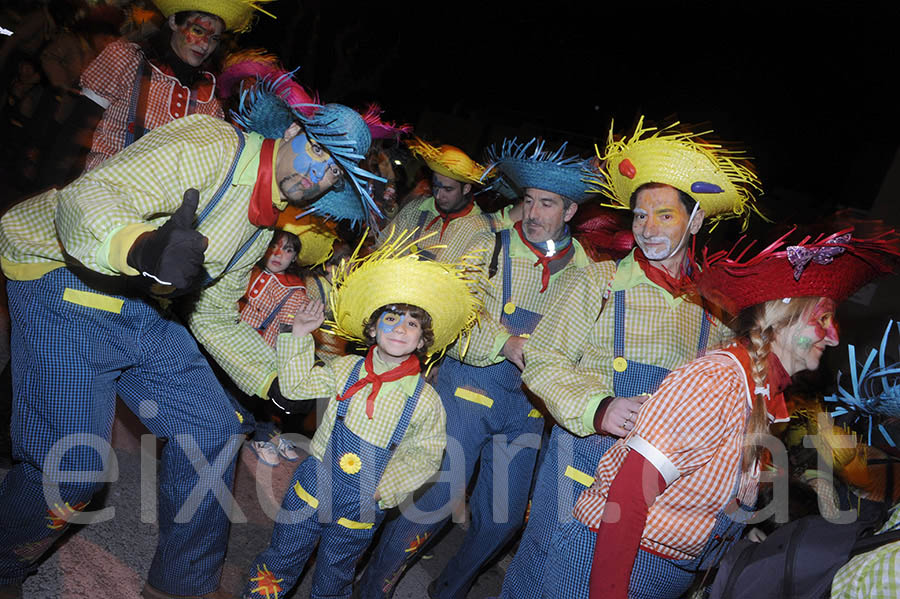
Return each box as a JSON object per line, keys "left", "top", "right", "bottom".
{"left": 613, "top": 357, "right": 628, "bottom": 372}
{"left": 503, "top": 302, "right": 516, "bottom": 315}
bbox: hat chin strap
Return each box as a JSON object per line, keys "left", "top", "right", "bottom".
{"left": 658, "top": 202, "right": 700, "bottom": 262}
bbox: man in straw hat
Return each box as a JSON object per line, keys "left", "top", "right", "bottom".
{"left": 360, "top": 138, "right": 593, "bottom": 599}
{"left": 499, "top": 117, "right": 761, "bottom": 598}
{"left": 381, "top": 137, "right": 491, "bottom": 260}
{"left": 241, "top": 229, "right": 481, "bottom": 599}
{"left": 78, "top": 0, "right": 276, "bottom": 171}
{"left": 0, "top": 72, "right": 381, "bottom": 598}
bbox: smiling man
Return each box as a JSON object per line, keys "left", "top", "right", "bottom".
{"left": 0, "top": 84, "right": 380, "bottom": 598}
{"left": 78, "top": 0, "right": 275, "bottom": 171}
{"left": 499, "top": 118, "right": 762, "bottom": 599}
{"left": 360, "top": 139, "right": 592, "bottom": 599}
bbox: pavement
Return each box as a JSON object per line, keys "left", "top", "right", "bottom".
{"left": 1, "top": 402, "right": 507, "bottom": 599}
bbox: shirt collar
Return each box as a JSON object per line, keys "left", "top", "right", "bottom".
{"left": 369, "top": 347, "right": 420, "bottom": 395}
{"left": 610, "top": 249, "right": 685, "bottom": 308}
{"left": 234, "top": 132, "right": 285, "bottom": 210}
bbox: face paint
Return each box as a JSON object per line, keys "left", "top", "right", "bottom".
{"left": 277, "top": 132, "right": 342, "bottom": 204}
{"left": 808, "top": 297, "right": 839, "bottom": 344}
{"left": 793, "top": 334, "right": 814, "bottom": 350}
{"left": 378, "top": 312, "right": 405, "bottom": 334}
{"left": 169, "top": 14, "right": 223, "bottom": 67}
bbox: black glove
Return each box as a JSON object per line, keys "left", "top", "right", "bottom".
{"left": 267, "top": 378, "right": 315, "bottom": 415}
{"left": 127, "top": 188, "right": 208, "bottom": 295}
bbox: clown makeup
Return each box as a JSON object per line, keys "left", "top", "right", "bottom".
{"left": 374, "top": 311, "right": 424, "bottom": 362}
{"left": 263, "top": 234, "right": 298, "bottom": 274}
{"left": 632, "top": 184, "right": 702, "bottom": 276}
{"left": 378, "top": 311, "right": 405, "bottom": 334}
{"left": 774, "top": 297, "right": 840, "bottom": 376}
{"left": 169, "top": 14, "right": 223, "bottom": 68}
{"left": 277, "top": 132, "right": 343, "bottom": 205}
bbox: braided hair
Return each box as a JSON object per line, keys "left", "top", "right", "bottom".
{"left": 733, "top": 296, "right": 819, "bottom": 469}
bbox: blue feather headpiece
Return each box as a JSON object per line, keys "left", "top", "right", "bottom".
{"left": 480, "top": 138, "right": 594, "bottom": 204}
{"left": 232, "top": 72, "right": 385, "bottom": 225}
{"left": 825, "top": 320, "right": 900, "bottom": 447}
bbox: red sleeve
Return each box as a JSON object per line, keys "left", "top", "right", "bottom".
{"left": 589, "top": 451, "right": 665, "bottom": 599}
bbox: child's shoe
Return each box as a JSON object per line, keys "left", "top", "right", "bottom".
{"left": 248, "top": 440, "right": 280, "bottom": 466}
{"left": 275, "top": 436, "right": 300, "bottom": 461}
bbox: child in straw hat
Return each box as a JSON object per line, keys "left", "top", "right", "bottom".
{"left": 242, "top": 231, "right": 480, "bottom": 599}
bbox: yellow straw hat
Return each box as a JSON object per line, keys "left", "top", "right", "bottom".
{"left": 151, "top": 0, "right": 275, "bottom": 32}
{"left": 276, "top": 209, "right": 339, "bottom": 267}
{"left": 406, "top": 137, "right": 486, "bottom": 184}
{"left": 327, "top": 229, "right": 482, "bottom": 359}
{"left": 591, "top": 116, "right": 763, "bottom": 230}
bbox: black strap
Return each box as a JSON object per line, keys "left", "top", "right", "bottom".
{"left": 850, "top": 526, "right": 900, "bottom": 557}
{"left": 488, "top": 230, "right": 503, "bottom": 279}
{"left": 721, "top": 541, "right": 758, "bottom": 598}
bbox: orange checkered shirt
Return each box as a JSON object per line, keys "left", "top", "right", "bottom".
{"left": 239, "top": 268, "right": 308, "bottom": 348}
{"left": 80, "top": 40, "right": 223, "bottom": 170}
{"left": 573, "top": 344, "right": 762, "bottom": 560}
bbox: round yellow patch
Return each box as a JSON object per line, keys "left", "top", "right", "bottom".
{"left": 339, "top": 452, "right": 362, "bottom": 474}
{"left": 503, "top": 302, "right": 516, "bottom": 315}
{"left": 612, "top": 357, "right": 628, "bottom": 372}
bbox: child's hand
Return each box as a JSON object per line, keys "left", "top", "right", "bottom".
{"left": 292, "top": 299, "right": 325, "bottom": 337}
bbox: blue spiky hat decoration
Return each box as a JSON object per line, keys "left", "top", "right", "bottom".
{"left": 480, "top": 138, "right": 593, "bottom": 204}
{"left": 232, "top": 72, "right": 385, "bottom": 225}
{"left": 825, "top": 320, "right": 900, "bottom": 447}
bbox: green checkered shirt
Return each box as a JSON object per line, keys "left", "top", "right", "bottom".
{"left": 448, "top": 227, "right": 591, "bottom": 366}
{"left": 520, "top": 249, "right": 733, "bottom": 437}
{"left": 0, "top": 114, "right": 279, "bottom": 398}
{"left": 831, "top": 506, "right": 900, "bottom": 599}
{"left": 379, "top": 196, "right": 484, "bottom": 261}
{"left": 277, "top": 334, "right": 446, "bottom": 509}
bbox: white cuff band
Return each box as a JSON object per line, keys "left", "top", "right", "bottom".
{"left": 81, "top": 87, "right": 110, "bottom": 109}
{"left": 626, "top": 435, "right": 680, "bottom": 486}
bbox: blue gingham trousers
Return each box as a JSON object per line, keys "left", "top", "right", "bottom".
{"left": 0, "top": 268, "right": 243, "bottom": 595}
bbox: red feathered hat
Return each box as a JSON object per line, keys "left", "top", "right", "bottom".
{"left": 697, "top": 219, "right": 900, "bottom": 315}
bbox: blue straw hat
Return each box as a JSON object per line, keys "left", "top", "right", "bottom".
{"left": 482, "top": 138, "right": 593, "bottom": 204}
{"left": 233, "top": 72, "right": 385, "bottom": 225}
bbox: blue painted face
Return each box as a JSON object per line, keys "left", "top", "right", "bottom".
{"left": 378, "top": 312, "right": 405, "bottom": 334}
{"left": 278, "top": 131, "right": 343, "bottom": 204}
{"left": 291, "top": 132, "right": 338, "bottom": 182}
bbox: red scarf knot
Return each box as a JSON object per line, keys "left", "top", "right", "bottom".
{"left": 514, "top": 221, "right": 573, "bottom": 293}
{"left": 425, "top": 199, "right": 475, "bottom": 240}
{"left": 337, "top": 348, "right": 421, "bottom": 419}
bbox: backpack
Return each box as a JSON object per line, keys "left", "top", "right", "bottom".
{"left": 708, "top": 514, "right": 900, "bottom": 599}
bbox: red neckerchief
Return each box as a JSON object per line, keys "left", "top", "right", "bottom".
{"left": 247, "top": 138, "right": 280, "bottom": 227}
{"left": 514, "top": 221, "right": 573, "bottom": 293}
{"left": 426, "top": 199, "right": 475, "bottom": 240}
{"left": 337, "top": 347, "right": 421, "bottom": 419}
{"left": 727, "top": 342, "right": 791, "bottom": 423}
{"left": 633, "top": 247, "right": 697, "bottom": 298}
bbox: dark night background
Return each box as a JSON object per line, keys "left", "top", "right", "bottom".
{"left": 239, "top": 1, "right": 900, "bottom": 231}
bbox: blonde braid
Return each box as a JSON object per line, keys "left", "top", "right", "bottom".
{"left": 743, "top": 324, "right": 773, "bottom": 469}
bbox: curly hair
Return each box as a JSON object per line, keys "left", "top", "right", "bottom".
{"left": 733, "top": 296, "right": 820, "bottom": 469}
{"left": 363, "top": 304, "right": 435, "bottom": 361}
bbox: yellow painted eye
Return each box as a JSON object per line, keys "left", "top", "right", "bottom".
{"left": 305, "top": 140, "right": 330, "bottom": 162}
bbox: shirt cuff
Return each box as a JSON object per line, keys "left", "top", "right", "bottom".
{"left": 81, "top": 87, "right": 110, "bottom": 109}
{"left": 582, "top": 393, "right": 608, "bottom": 434}
{"left": 625, "top": 435, "right": 681, "bottom": 486}
{"left": 490, "top": 331, "right": 513, "bottom": 362}
{"left": 99, "top": 223, "right": 156, "bottom": 275}
{"left": 257, "top": 370, "right": 278, "bottom": 400}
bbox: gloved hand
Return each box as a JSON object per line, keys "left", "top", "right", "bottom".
{"left": 127, "top": 188, "right": 208, "bottom": 295}
{"left": 267, "top": 378, "right": 315, "bottom": 415}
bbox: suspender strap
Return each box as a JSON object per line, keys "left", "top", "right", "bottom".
{"left": 124, "top": 60, "right": 149, "bottom": 148}
{"left": 488, "top": 230, "right": 503, "bottom": 280}
{"left": 313, "top": 275, "right": 326, "bottom": 302}
{"left": 696, "top": 309, "right": 711, "bottom": 358}
{"left": 415, "top": 210, "right": 429, "bottom": 235}
{"left": 336, "top": 359, "right": 366, "bottom": 420}
{"left": 387, "top": 375, "right": 425, "bottom": 451}
{"left": 195, "top": 123, "right": 245, "bottom": 226}
{"left": 256, "top": 288, "right": 298, "bottom": 332}
{"left": 500, "top": 229, "right": 512, "bottom": 305}
{"left": 613, "top": 290, "right": 626, "bottom": 359}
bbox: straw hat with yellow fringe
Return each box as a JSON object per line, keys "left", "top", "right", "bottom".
{"left": 276, "top": 208, "right": 340, "bottom": 267}
{"left": 590, "top": 116, "right": 764, "bottom": 230}
{"left": 326, "top": 229, "right": 482, "bottom": 360}
{"left": 151, "top": 0, "right": 275, "bottom": 33}
{"left": 406, "top": 137, "right": 486, "bottom": 185}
